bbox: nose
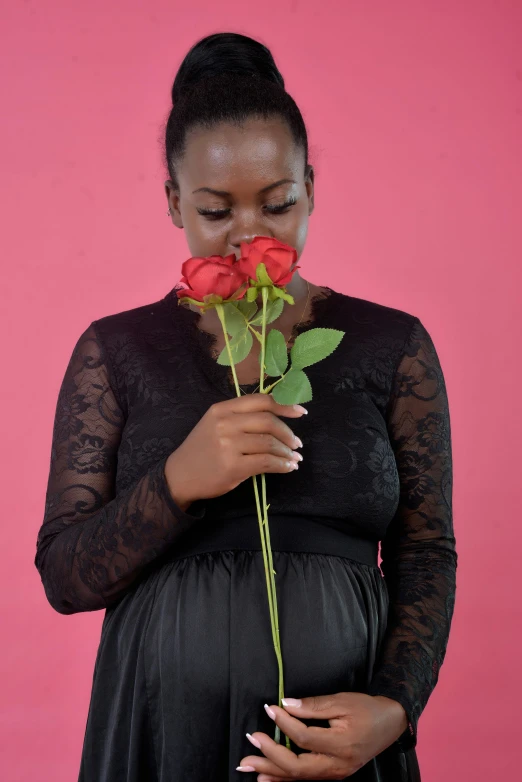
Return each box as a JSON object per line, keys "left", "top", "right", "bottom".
{"left": 229, "top": 219, "right": 272, "bottom": 259}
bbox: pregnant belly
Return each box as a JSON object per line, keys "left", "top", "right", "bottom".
{"left": 143, "top": 548, "right": 389, "bottom": 703}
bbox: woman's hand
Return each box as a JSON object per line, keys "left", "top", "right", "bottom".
{"left": 164, "top": 393, "right": 307, "bottom": 510}
{"left": 237, "top": 692, "right": 408, "bottom": 780}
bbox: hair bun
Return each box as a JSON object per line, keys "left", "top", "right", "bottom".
{"left": 172, "top": 32, "right": 285, "bottom": 104}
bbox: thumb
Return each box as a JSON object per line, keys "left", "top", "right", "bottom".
{"left": 281, "top": 693, "right": 345, "bottom": 720}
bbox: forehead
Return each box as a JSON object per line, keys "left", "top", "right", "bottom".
{"left": 177, "top": 117, "right": 303, "bottom": 190}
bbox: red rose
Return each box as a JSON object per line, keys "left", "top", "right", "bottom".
{"left": 176, "top": 255, "right": 249, "bottom": 304}
{"left": 237, "top": 236, "right": 300, "bottom": 287}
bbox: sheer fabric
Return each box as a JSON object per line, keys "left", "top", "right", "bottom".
{"left": 34, "top": 322, "right": 206, "bottom": 615}
{"left": 34, "top": 285, "right": 457, "bottom": 768}
{"left": 367, "top": 317, "right": 457, "bottom": 748}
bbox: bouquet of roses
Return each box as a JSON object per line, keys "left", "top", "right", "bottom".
{"left": 176, "top": 237, "right": 345, "bottom": 747}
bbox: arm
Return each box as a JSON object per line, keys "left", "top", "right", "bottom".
{"left": 34, "top": 321, "right": 205, "bottom": 615}
{"left": 368, "top": 317, "right": 457, "bottom": 750}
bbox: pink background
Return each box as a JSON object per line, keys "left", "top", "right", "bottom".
{"left": 2, "top": 1, "right": 521, "bottom": 779}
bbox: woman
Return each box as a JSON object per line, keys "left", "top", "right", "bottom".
{"left": 34, "top": 32, "right": 457, "bottom": 782}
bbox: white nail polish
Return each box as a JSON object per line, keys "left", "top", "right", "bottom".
{"left": 264, "top": 703, "right": 276, "bottom": 720}
{"left": 246, "top": 732, "right": 261, "bottom": 749}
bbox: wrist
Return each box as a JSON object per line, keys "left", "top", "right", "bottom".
{"left": 372, "top": 695, "right": 408, "bottom": 733}
{"left": 164, "top": 453, "right": 193, "bottom": 512}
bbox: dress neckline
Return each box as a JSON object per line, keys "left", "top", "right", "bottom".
{"left": 166, "top": 284, "right": 338, "bottom": 399}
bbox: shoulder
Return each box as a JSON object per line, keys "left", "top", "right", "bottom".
{"left": 88, "top": 287, "right": 180, "bottom": 343}
{"left": 327, "top": 287, "right": 419, "bottom": 343}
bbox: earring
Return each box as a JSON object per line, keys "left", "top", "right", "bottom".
{"left": 166, "top": 209, "right": 171, "bottom": 216}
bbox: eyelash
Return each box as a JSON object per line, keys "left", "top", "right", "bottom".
{"left": 197, "top": 197, "right": 298, "bottom": 221}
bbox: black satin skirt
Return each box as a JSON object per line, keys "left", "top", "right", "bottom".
{"left": 78, "top": 514, "right": 421, "bottom": 781}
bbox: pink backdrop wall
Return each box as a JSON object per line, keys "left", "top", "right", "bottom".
{"left": 2, "top": 1, "right": 521, "bottom": 779}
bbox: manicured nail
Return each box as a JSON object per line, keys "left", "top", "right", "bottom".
{"left": 264, "top": 703, "right": 276, "bottom": 720}
{"left": 236, "top": 765, "right": 256, "bottom": 772}
{"left": 294, "top": 437, "right": 303, "bottom": 448}
{"left": 282, "top": 698, "right": 302, "bottom": 707}
{"left": 246, "top": 732, "right": 262, "bottom": 749}
{"left": 293, "top": 405, "right": 308, "bottom": 414}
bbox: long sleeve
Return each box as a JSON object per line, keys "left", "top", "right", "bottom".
{"left": 368, "top": 317, "right": 457, "bottom": 751}
{"left": 34, "top": 321, "right": 205, "bottom": 615}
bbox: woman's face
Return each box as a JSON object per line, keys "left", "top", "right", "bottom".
{"left": 165, "top": 117, "right": 314, "bottom": 261}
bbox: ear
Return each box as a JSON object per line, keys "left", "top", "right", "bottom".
{"left": 164, "top": 179, "right": 183, "bottom": 229}
{"left": 304, "top": 165, "right": 315, "bottom": 216}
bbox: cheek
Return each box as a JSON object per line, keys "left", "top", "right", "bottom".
{"left": 277, "top": 205, "right": 309, "bottom": 259}
{"left": 293, "top": 216, "right": 309, "bottom": 259}
{"left": 182, "top": 212, "right": 230, "bottom": 257}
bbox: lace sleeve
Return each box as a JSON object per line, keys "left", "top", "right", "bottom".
{"left": 34, "top": 322, "right": 205, "bottom": 615}
{"left": 368, "top": 317, "right": 457, "bottom": 751}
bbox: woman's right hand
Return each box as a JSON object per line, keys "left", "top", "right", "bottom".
{"left": 164, "top": 394, "right": 307, "bottom": 510}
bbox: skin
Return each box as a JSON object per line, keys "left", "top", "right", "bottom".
{"left": 164, "top": 117, "right": 408, "bottom": 779}
{"left": 165, "top": 117, "right": 320, "bottom": 383}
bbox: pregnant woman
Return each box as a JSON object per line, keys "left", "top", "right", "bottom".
{"left": 34, "top": 32, "right": 457, "bottom": 782}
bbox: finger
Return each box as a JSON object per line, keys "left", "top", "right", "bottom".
{"left": 240, "top": 452, "right": 300, "bottom": 477}
{"left": 238, "top": 745, "right": 334, "bottom": 780}
{"left": 214, "top": 393, "right": 308, "bottom": 419}
{"left": 264, "top": 704, "right": 346, "bottom": 756}
{"left": 235, "top": 433, "right": 303, "bottom": 463}
{"left": 281, "top": 693, "right": 351, "bottom": 720}
{"left": 239, "top": 724, "right": 338, "bottom": 779}
{"left": 238, "top": 411, "right": 303, "bottom": 452}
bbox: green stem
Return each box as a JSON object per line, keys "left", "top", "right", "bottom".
{"left": 252, "top": 475, "right": 278, "bottom": 654}
{"left": 263, "top": 374, "right": 286, "bottom": 394}
{"left": 216, "top": 300, "right": 289, "bottom": 748}
{"left": 259, "top": 289, "right": 291, "bottom": 749}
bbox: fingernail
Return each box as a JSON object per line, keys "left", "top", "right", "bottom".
{"left": 292, "top": 451, "right": 303, "bottom": 461}
{"left": 246, "top": 732, "right": 262, "bottom": 749}
{"left": 236, "top": 765, "right": 256, "bottom": 772}
{"left": 264, "top": 703, "right": 276, "bottom": 720}
{"left": 294, "top": 437, "right": 303, "bottom": 448}
{"left": 293, "top": 405, "right": 308, "bottom": 414}
{"left": 282, "top": 698, "right": 302, "bottom": 707}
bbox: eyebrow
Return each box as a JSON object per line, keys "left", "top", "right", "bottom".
{"left": 192, "top": 179, "right": 297, "bottom": 196}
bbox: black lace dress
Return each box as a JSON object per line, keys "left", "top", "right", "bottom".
{"left": 34, "top": 284, "right": 457, "bottom": 782}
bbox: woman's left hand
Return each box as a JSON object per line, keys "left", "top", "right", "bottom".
{"left": 237, "top": 692, "right": 408, "bottom": 780}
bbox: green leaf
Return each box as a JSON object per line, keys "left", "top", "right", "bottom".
{"left": 216, "top": 328, "right": 253, "bottom": 365}
{"left": 221, "top": 302, "right": 247, "bottom": 335}
{"left": 271, "top": 286, "right": 295, "bottom": 305}
{"left": 255, "top": 262, "right": 274, "bottom": 287}
{"left": 271, "top": 368, "right": 313, "bottom": 405}
{"left": 263, "top": 329, "right": 288, "bottom": 377}
{"left": 246, "top": 286, "right": 259, "bottom": 303}
{"left": 250, "top": 297, "right": 284, "bottom": 326}
{"left": 290, "top": 328, "right": 345, "bottom": 370}
{"left": 236, "top": 299, "right": 258, "bottom": 320}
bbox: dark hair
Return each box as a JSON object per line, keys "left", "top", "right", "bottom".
{"left": 164, "top": 33, "right": 309, "bottom": 186}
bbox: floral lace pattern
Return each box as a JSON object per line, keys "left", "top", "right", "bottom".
{"left": 34, "top": 285, "right": 457, "bottom": 754}
{"left": 367, "top": 317, "right": 457, "bottom": 749}
{"left": 34, "top": 322, "right": 206, "bottom": 615}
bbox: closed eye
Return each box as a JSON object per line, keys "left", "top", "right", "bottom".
{"left": 265, "top": 197, "right": 297, "bottom": 214}
{"left": 197, "top": 198, "right": 297, "bottom": 221}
